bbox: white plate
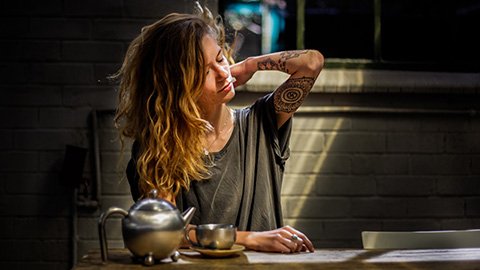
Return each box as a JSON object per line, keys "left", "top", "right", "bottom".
{"left": 362, "top": 229, "right": 480, "bottom": 249}
{"left": 190, "top": 244, "right": 245, "bottom": 258}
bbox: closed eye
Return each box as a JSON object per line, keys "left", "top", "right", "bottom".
{"left": 206, "top": 49, "right": 225, "bottom": 75}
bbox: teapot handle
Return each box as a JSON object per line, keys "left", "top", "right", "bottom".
{"left": 98, "top": 207, "right": 128, "bottom": 263}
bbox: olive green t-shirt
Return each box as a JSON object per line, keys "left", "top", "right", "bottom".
{"left": 177, "top": 93, "right": 292, "bottom": 231}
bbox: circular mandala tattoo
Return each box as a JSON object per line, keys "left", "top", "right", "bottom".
{"left": 274, "top": 77, "right": 314, "bottom": 113}
{"left": 282, "top": 88, "right": 302, "bottom": 103}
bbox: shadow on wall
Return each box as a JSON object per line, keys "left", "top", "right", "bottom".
{"left": 282, "top": 106, "right": 480, "bottom": 248}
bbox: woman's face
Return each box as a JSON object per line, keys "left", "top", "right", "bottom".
{"left": 197, "top": 34, "right": 235, "bottom": 110}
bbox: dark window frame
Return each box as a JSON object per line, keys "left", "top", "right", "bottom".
{"left": 220, "top": 0, "right": 480, "bottom": 72}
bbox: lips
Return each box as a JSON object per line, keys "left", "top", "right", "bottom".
{"left": 219, "top": 82, "right": 233, "bottom": 93}
{"left": 218, "top": 76, "right": 236, "bottom": 93}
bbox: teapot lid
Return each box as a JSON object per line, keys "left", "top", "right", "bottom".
{"left": 130, "top": 189, "right": 177, "bottom": 212}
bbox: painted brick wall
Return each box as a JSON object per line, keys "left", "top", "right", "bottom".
{"left": 0, "top": 1, "right": 217, "bottom": 269}
{"left": 282, "top": 108, "right": 480, "bottom": 248}
{"left": 1, "top": 1, "right": 479, "bottom": 270}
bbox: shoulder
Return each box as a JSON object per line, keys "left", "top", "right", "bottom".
{"left": 235, "top": 92, "right": 278, "bottom": 131}
{"left": 240, "top": 92, "right": 275, "bottom": 117}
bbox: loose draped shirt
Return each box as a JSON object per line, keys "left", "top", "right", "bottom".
{"left": 126, "top": 93, "right": 292, "bottom": 231}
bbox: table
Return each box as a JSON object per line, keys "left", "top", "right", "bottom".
{"left": 74, "top": 248, "right": 480, "bottom": 270}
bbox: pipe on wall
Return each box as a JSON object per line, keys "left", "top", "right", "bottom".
{"left": 91, "top": 110, "right": 102, "bottom": 204}
{"left": 71, "top": 110, "right": 104, "bottom": 267}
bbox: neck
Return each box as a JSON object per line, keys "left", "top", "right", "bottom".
{"left": 203, "top": 105, "right": 234, "bottom": 154}
{"left": 205, "top": 105, "right": 231, "bottom": 135}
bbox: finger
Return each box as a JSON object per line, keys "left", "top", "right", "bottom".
{"left": 276, "top": 234, "right": 298, "bottom": 253}
{"left": 296, "top": 236, "right": 313, "bottom": 252}
{"left": 278, "top": 228, "right": 302, "bottom": 253}
{"left": 229, "top": 63, "right": 242, "bottom": 77}
{"left": 275, "top": 239, "right": 293, "bottom": 253}
{"left": 288, "top": 233, "right": 304, "bottom": 252}
{"left": 292, "top": 241, "right": 302, "bottom": 253}
{"left": 284, "top": 227, "right": 315, "bottom": 252}
{"left": 299, "top": 234, "right": 314, "bottom": 252}
{"left": 288, "top": 233, "right": 303, "bottom": 252}
{"left": 295, "top": 239, "right": 304, "bottom": 252}
{"left": 304, "top": 237, "right": 315, "bottom": 252}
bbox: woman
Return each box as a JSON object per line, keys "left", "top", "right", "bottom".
{"left": 114, "top": 4, "right": 323, "bottom": 253}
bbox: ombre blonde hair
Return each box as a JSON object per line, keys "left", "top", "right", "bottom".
{"left": 113, "top": 5, "right": 233, "bottom": 199}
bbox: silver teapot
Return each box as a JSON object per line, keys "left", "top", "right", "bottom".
{"left": 98, "top": 189, "right": 195, "bottom": 265}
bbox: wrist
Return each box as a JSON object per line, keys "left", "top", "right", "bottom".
{"left": 244, "top": 56, "right": 258, "bottom": 73}
{"left": 236, "top": 231, "right": 253, "bottom": 248}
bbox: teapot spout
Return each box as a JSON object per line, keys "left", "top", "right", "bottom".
{"left": 181, "top": 207, "right": 196, "bottom": 226}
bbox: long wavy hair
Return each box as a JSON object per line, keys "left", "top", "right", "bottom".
{"left": 113, "top": 6, "right": 232, "bottom": 198}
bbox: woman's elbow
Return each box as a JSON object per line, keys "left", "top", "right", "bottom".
{"left": 303, "top": 50, "right": 324, "bottom": 77}
{"left": 310, "top": 50, "right": 324, "bottom": 74}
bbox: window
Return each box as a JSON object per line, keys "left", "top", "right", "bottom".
{"left": 219, "top": 0, "right": 480, "bottom": 72}
{"left": 381, "top": 0, "right": 480, "bottom": 71}
{"left": 220, "top": 0, "right": 289, "bottom": 59}
{"left": 303, "top": 0, "right": 374, "bottom": 59}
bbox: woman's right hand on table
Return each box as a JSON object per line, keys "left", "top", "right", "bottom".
{"left": 237, "top": 225, "right": 315, "bottom": 253}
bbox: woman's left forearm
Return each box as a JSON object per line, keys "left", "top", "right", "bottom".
{"left": 230, "top": 50, "right": 323, "bottom": 89}
{"left": 249, "top": 50, "right": 323, "bottom": 78}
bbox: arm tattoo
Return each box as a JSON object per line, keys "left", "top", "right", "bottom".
{"left": 280, "top": 50, "right": 309, "bottom": 62}
{"left": 257, "top": 58, "right": 280, "bottom": 71}
{"left": 257, "top": 50, "right": 309, "bottom": 73}
{"left": 274, "top": 76, "right": 314, "bottom": 113}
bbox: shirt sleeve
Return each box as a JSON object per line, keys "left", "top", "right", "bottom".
{"left": 251, "top": 92, "right": 292, "bottom": 166}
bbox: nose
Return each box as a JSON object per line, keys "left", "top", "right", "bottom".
{"left": 216, "top": 64, "right": 229, "bottom": 80}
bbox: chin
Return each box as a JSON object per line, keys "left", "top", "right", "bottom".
{"left": 224, "top": 87, "right": 235, "bottom": 102}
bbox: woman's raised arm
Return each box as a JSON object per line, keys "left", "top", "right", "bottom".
{"left": 230, "top": 50, "right": 324, "bottom": 128}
